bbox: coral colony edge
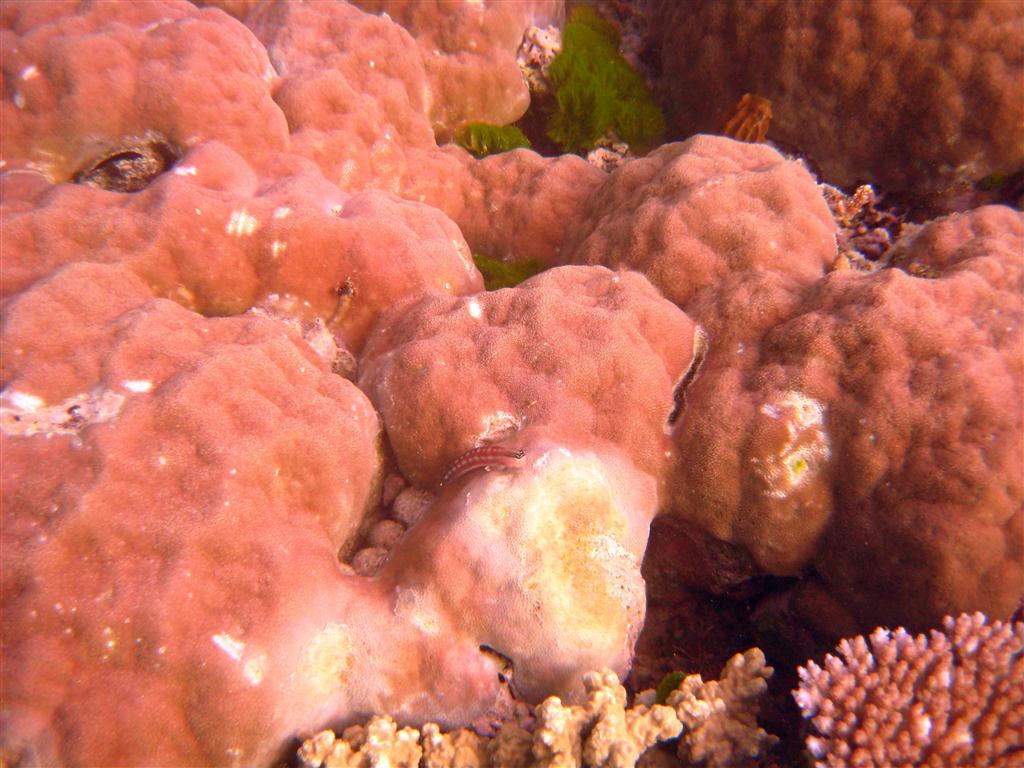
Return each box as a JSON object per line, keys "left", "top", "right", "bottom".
{"left": 0, "top": 1, "right": 1021, "bottom": 767}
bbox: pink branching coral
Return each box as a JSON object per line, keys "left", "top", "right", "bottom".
{"left": 794, "top": 613, "right": 1024, "bottom": 767}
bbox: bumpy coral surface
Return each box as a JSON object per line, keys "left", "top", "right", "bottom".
{"left": 359, "top": 265, "right": 700, "bottom": 487}
{"left": 795, "top": 613, "right": 1024, "bottom": 767}
{"left": 668, "top": 205, "right": 1024, "bottom": 630}
{"left": 1, "top": 264, "right": 384, "bottom": 765}
{"left": 561, "top": 134, "right": 838, "bottom": 307}
{"left": 647, "top": 0, "right": 1024, "bottom": 195}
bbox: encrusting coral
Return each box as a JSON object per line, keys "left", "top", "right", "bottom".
{"left": 795, "top": 613, "right": 1024, "bottom": 767}
{"left": 298, "top": 656, "right": 776, "bottom": 768}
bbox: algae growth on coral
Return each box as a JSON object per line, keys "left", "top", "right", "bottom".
{"left": 545, "top": 5, "right": 665, "bottom": 155}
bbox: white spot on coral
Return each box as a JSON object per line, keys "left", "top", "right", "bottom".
{"left": 339, "top": 159, "right": 357, "bottom": 186}
{"left": 212, "top": 632, "right": 245, "bottom": 662}
{"left": 394, "top": 588, "right": 441, "bottom": 635}
{"left": 467, "top": 297, "right": 482, "bottom": 319}
{"left": 13, "top": 92, "right": 25, "bottom": 109}
{"left": 5, "top": 391, "right": 43, "bottom": 411}
{"left": 157, "top": 456, "right": 167, "bottom": 466}
{"left": 329, "top": 203, "right": 344, "bottom": 216}
{"left": 226, "top": 208, "right": 258, "bottom": 237}
{"left": 272, "top": 206, "right": 292, "bottom": 219}
{"left": 270, "top": 240, "right": 287, "bottom": 258}
{"left": 173, "top": 165, "right": 197, "bottom": 176}
{"left": 122, "top": 380, "right": 152, "bottom": 393}
{"left": 369, "top": 60, "right": 376, "bottom": 68}
{"left": 20, "top": 65, "right": 38, "bottom": 80}
{"left": 243, "top": 653, "right": 267, "bottom": 685}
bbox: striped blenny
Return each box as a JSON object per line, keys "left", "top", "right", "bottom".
{"left": 440, "top": 445, "right": 526, "bottom": 487}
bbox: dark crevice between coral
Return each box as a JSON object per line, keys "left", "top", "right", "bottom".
{"left": 666, "top": 327, "right": 708, "bottom": 429}
{"left": 72, "top": 136, "right": 180, "bottom": 193}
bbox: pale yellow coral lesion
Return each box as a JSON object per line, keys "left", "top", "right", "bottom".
{"left": 299, "top": 623, "right": 357, "bottom": 698}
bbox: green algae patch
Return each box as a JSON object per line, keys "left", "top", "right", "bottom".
{"left": 473, "top": 253, "right": 546, "bottom": 290}
{"left": 455, "top": 122, "right": 532, "bottom": 158}
{"left": 546, "top": 5, "right": 665, "bottom": 155}
{"left": 655, "top": 670, "right": 686, "bottom": 704}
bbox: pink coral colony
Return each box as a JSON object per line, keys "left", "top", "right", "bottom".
{"left": 1, "top": 1, "right": 1021, "bottom": 766}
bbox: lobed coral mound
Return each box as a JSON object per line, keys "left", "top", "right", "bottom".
{"left": 1, "top": 0, "right": 1022, "bottom": 766}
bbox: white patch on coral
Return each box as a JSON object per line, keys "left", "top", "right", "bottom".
{"left": 5, "top": 390, "right": 44, "bottom": 411}
{"left": 1, "top": 388, "right": 125, "bottom": 437}
{"left": 243, "top": 653, "right": 267, "bottom": 685}
{"left": 394, "top": 588, "right": 441, "bottom": 635}
{"left": 226, "top": 208, "right": 258, "bottom": 237}
{"left": 272, "top": 206, "right": 291, "bottom": 219}
{"left": 270, "top": 240, "right": 287, "bottom": 259}
{"left": 12, "top": 92, "right": 25, "bottom": 109}
{"left": 339, "top": 160, "right": 357, "bottom": 187}
{"left": 478, "top": 411, "right": 521, "bottom": 444}
{"left": 466, "top": 297, "right": 483, "bottom": 319}
{"left": 20, "top": 65, "right": 38, "bottom": 80}
{"left": 751, "top": 391, "right": 830, "bottom": 499}
{"left": 212, "top": 632, "right": 245, "bottom": 662}
{"left": 122, "top": 380, "right": 152, "bottom": 393}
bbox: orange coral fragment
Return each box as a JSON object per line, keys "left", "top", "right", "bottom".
{"left": 721, "top": 94, "right": 772, "bottom": 143}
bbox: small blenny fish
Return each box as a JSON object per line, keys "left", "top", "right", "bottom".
{"left": 440, "top": 445, "right": 527, "bottom": 487}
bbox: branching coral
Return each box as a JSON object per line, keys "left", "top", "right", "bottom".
{"left": 296, "top": 667, "right": 679, "bottom": 768}
{"left": 298, "top": 660, "right": 777, "bottom": 768}
{"left": 651, "top": 649, "right": 778, "bottom": 767}
{"left": 795, "top": 613, "right": 1024, "bottom": 767}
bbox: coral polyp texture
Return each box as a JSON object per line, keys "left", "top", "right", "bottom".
{"left": 1, "top": 0, "right": 1022, "bottom": 765}
{"left": 795, "top": 613, "right": 1024, "bottom": 767}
